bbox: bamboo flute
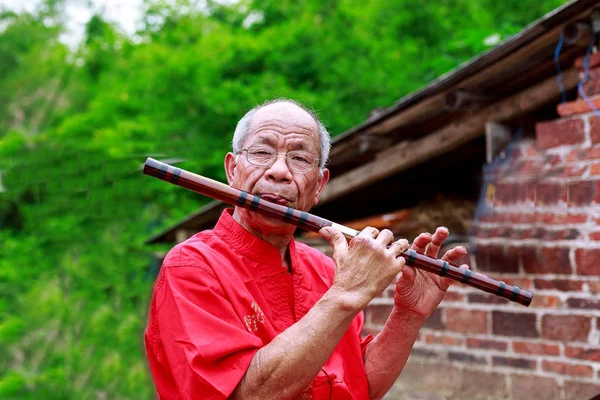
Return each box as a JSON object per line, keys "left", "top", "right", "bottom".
{"left": 143, "top": 157, "right": 533, "bottom": 307}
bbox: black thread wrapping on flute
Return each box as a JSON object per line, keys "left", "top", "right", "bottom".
{"left": 158, "top": 164, "right": 168, "bottom": 180}
{"left": 497, "top": 281, "right": 506, "bottom": 296}
{"left": 249, "top": 195, "right": 260, "bottom": 211}
{"left": 405, "top": 249, "right": 417, "bottom": 266}
{"left": 511, "top": 286, "right": 521, "bottom": 302}
{"left": 299, "top": 211, "right": 309, "bottom": 226}
{"left": 237, "top": 191, "right": 249, "bottom": 207}
{"left": 284, "top": 207, "right": 294, "bottom": 222}
{"left": 461, "top": 268, "right": 472, "bottom": 284}
{"left": 171, "top": 167, "right": 181, "bottom": 184}
{"left": 440, "top": 261, "right": 449, "bottom": 277}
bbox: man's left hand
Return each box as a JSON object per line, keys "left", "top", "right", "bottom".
{"left": 393, "top": 227, "right": 469, "bottom": 320}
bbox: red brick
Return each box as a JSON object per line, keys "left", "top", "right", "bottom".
{"left": 567, "top": 297, "right": 600, "bottom": 309}
{"left": 592, "top": 163, "right": 600, "bottom": 176}
{"left": 567, "top": 180, "right": 598, "bottom": 206}
{"left": 534, "top": 181, "right": 567, "bottom": 205}
{"left": 493, "top": 181, "right": 528, "bottom": 204}
{"left": 522, "top": 246, "right": 572, "bottom": 275}
{"left": 513, "top": 341, "right": 560, "bottom": 356}
{"left": 410, "top": 347, "right": 439, "bottom": 359}
{"left": 536, "top": 118, "right": 585, "bottom": 147}
{"left": 446, "top": 308, "right": 488, "bottom": 334}
{"left": 424, "top": 333, "right": 463, "bottom": 346}
{"left": 557, "top": 97, "right": 600, "bottom": 117}
{"left": 534, "top": 212, "right": 587, "bottom": 224}
{"left": 534, "top": 278, "right": 583, "bottom": 292}
{"left": 422, "top": 307, "right": 444, "bottom": 330}
{"left": 447, "top": 351, "right": 487, "bottom": 365}
{"left": 575, "top": 248, "right": 600, "bottom": 275}
{"left": 492, "top": 311, "right": 538, "bottom": 338}
{"left": 591, "top": 115, "right": 600, "bottom": 144}
{"left": 520, "top": 227, "right": 546, "bottom": 240}
{"left": 589, "top": 281, "right": 600, "bottom": 294}
{"left": 510, "top": 212, "right": 534, "bottom": 224}
{"left": 575, "top": 53, "right": 600, "bottom": 69}
{"left": 502, "top": 277, "right": 532, "bottom": 289}
{"left": 530, "top": 294, "right": 563, "bottom": 308}
{"left": 568, "top": 212, "right": 588, "bottom": 223}
{"left": 442, "top": 291, "right": 464, "bottom": 302}
{"left": 567, "top": 147, "right": 600, "bottom": 162}
{"left": 466, "top": 338, "right": 507, "bottom": 351}
{"left": 542, "top": 361, "right": 593, "bottom": 377}
{"left": 545, "top": 164, "right": 588, "bottom": 177}
{"left": 474, "top": 244, "right": 519, "bottom": 273}
{"left": 516, "top": 159, "right": 544, "bottom": 176}
{"left": 564, "top": 381, "right": 600, "bottom": 400}
{"left": 565, "top": 346, "right": 600, "bottom": 362}
{"left": 542, "top": 228, "right": 580, "bottom": 241}
{"left": 369, "top": 304, "right": 393, "bottom": 325}
{"left": 542, "top": 315, "right": 591, "bottom": 342}
{"left": 493, "top": 356, "right": 536, "bottom": 369}
{"left": 510, "top": 375, "right": 559, "bottom": 400}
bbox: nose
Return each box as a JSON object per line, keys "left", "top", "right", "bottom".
{"left": 265, "top": 153, "right": 293, "bottom": 183}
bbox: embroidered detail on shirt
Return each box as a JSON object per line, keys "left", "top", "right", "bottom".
{"left": 244, "top": 301, "right": 265, "bottom": 332}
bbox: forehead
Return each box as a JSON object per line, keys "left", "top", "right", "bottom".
{"left": 245, "top": 103, "right": 320, "bottom": 150}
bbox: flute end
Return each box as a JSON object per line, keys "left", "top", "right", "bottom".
{"left": 520, "top": 289, "right": 534, "bottom": 307}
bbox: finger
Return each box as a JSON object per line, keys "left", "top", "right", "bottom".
{"left": 319, "top": 226, "right": 348, "bottom": 255}
{"left": 389, "top": 238, "right": 410, "bottom": 256}
{"left": 359, "top": 226, "right": 379, "bottom": 238}
{"left": 441, "top": 246, "right": 468, "bottom": 263}
{"left": 376, "top": 229, "right": 394, "bottom": 246}
{"left": 411, "top": 232, "right": 432, "bottom": 253}
{"left": 425, "top": 226, "right": 449, "bottom": 258}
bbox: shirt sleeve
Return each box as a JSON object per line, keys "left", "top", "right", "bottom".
{"left": 355, "top": 310, "right": 375, "bottom": 358}
{"left": 155, "top": 264, "right": 263, "bottom": 400}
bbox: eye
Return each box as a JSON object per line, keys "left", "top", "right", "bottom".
{"left": 293, "top": 154, "right": 308, "bottom": 161}
{"left": 249, "top": 147, "right": 275, "bottom": 156}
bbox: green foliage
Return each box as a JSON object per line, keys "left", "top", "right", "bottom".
{"left": 0, "top": 0, "right": 569, "bottom": 397}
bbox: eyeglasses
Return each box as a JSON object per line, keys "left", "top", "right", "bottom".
{"left": 240, "top": 145, "right": 320, "bottom": 172}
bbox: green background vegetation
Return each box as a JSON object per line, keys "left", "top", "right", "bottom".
{"left": 0, "top": 0, "right": 568, "bottom": 397}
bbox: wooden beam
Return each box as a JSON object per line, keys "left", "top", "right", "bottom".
{"left": 319, "top": 67, "right": 580, "bottom": 204}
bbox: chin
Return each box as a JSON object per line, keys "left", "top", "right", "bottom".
{"left": 253, "top": 213, "right": 296, "bottom": 234}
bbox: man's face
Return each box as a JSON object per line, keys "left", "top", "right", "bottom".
{"left": 225, "top": 102, "right": 330, "bottom": 235}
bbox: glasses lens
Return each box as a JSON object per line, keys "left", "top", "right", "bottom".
{"left": 244, "top": 146, "right": 318, "bottom": 172}
{"left": 287, "top": 151, "right": 316, "bottom": 172}
{"left": 246, "top": 146, "right": 276, "bottom": 166}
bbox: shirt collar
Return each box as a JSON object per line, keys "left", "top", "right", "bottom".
{"left": 213, "top": 208, "right": 297, "bottom": 268}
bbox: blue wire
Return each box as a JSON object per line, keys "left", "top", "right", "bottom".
{"left": 554, "top": 30, "right": 567, "bottom": 104}
{"left": 578, "top": 28, "right": 600, "bottom": 119}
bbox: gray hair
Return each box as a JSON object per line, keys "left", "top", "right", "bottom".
{"left": 231, "top": 99, "right": 331, "bottom": 170}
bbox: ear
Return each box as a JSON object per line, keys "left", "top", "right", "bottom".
{"left": 312, "top": 168, "right": 330, "bottom": 206}
{"left": 225, "top": 152, "right": 237, "bottom": 186}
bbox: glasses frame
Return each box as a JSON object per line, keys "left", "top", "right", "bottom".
{"left": 240, "top": 145, "right": 320, "bottom": 173}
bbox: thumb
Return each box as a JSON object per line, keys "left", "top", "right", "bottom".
{"left": 319, "top": 226, "right": 348, "bottom": 254}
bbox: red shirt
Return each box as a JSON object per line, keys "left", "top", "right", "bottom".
{"left": 145, "top": 209, "right": 373, "bottom": 399}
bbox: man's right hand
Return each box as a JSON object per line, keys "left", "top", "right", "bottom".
{"left": 319, "top": 226, "right": 409, "bottom": 311}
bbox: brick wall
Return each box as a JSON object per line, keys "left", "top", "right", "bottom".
{"left": 367, "top": 57, "right": 600, "bottom": 400}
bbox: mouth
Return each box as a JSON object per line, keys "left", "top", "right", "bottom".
{"left": 259, "top": 193, "right": 292, "bottom": 205}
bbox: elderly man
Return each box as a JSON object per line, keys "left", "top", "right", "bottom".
{"left": 144, "top": 99, "right": 468, "bottom": 399}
